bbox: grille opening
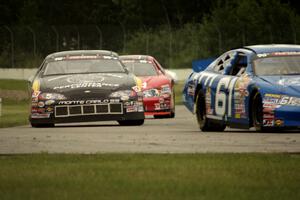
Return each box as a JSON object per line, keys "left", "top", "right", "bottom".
{"left": 56, "top": 107, "right": 68, "bottom": 116}
{"left": 96, "top": 105, "right": 108, "bottom": 113}
{"left": 55, "top": 103, "right": 123, "bottom": 117}
{"left": 83, "top": 105, "right": 95, "bottom": 114}
{"left": 69, "top": 106, "right": 81, "bottom": 115}
{"left": 110, "top": 104, "right": 122, "bottom": 113}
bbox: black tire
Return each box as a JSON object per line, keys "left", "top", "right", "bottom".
{"left": 118, "top": 119, "right": 144, "bottom": 126}
{"left": 31, "top": 123, "right": 55, "bottom": 128}
{"left": 170, "top": 90, "right": 176, "bottom": 118}
{"left": 195, "top": 91, "right": 225, "bottom": 132}
{"left": 252, "top": 93, "right": 272, "bottom": 132}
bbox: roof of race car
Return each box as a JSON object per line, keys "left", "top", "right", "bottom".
{"left": 46, "top": 50, "right": 119, "bottom": 59}
{"left": 244, "top": 44, "right": 300, "bottom": 54}
{"left": 119, "top": 55, "right": 154, "bottom": 61}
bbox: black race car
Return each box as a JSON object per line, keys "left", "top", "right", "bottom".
{"left": 29, "top": 50, "right": 145, "bottom": 127}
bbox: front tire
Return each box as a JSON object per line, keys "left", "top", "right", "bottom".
{"left": 252, "top": 93, "right": 272, "bottom": 132}
{"left": 195, "top": 91, "right": 225, "bottom": 132}
{"left": 118, "top": 119, "right": 144, "bottom": 126}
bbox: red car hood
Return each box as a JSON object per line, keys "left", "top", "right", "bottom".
{"left": 139, "top": 75, "right": 170, "bottom": 90}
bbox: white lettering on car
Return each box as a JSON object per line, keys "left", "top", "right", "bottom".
{"left": 195, "top": 72, "right": 238, "bottom": 120}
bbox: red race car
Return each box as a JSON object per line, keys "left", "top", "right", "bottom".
{"left": 120, "top": 55, "right": 176, "bottom": 118}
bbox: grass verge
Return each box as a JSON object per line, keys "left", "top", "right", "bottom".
{"left": 174, "top": 81, "right": 184, "bottom": 105}
{"left": 0, "top": 79, "right": 28, "bottom": 91}
{"left": 0, "top": 100, "right": 29, "bottom": 128}
{"left": 0, "top": 79, "right": 29, "bottom": 128}
{"left": 0, "top": 153, "right": 299, "bottom": 200}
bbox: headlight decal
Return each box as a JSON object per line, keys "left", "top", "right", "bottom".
{"left": 143, "top": 89, "right": 160, "bottom": 98}
{"left": 32, "top": 79, "right": 40, "bottom": 92}
{"left": 134, "top": 76, "right": 143, "bottom": 91}
{"left": 109, "top": 90, "right": 136, "bottom": 101}
{"left": 39, "top": 93, "right": 67, "bottom": 100}
{"left": 161, "top": 84, "right": 171, "bottom": 94}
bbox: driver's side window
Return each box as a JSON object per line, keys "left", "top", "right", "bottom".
{"left": 228, "top": 54, "right": 247, "bottom": 76}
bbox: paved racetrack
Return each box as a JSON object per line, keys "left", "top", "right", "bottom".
{"left": 0, "top": 106, "right": 299, "bottom": 154}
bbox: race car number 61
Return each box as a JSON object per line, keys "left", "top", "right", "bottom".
{"left": 215, "top": 77, "right": 237, "bottom": 117}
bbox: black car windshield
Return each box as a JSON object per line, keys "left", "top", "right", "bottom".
{"left": 253, "top": 56, "right": 300, "bottom": 76}
{"left": 123, "top": 62, "right": 158, "bottom": 76}
{"left": 43, "top": 59, "right": 126, "bottom": 76}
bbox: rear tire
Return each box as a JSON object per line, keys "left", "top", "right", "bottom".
{"left": 118, "top": 119, "right": 144, "bottom": 126}
{"left": 195, "top": 91, "right": 225, "bottom": 132}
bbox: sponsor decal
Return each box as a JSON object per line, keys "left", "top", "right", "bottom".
{"left": 154, "top": 103, "right": 160, "bottom": 110}
{"left": 275, "top": 119, "right": 284, "bottom": 127}
{"left": 278, "top": 78, "right": 300, "bottom": 86}
{"left": 142, "top": 82, "right": 147, "bottom": 89}
{"left": 126, "top": 105, "right": 138, "bottom": 112}
{"left": 57, "top": 99, "right": 120, "bottom": 105}
{"left": 53, "top": 82, "right": 120, "bottom": 90}
{"left": 161, "top": 85, "right": 171, "bottom": 94}
{"left": 31, "top": 113, "right": 50, "bottom": 119}
{"left": 66, "top": 74, "right": 105, "bottom": 84}
{"left": 132, "top": 86, "right": 140, "bottom": 93}
{"left": 45, "top": 100, "right": 55, "bottom": 106}
{"left": 37, "top": 108, "right": 46, "bottom": 113}
{"left": 159, "top": 98, "right": 164, "bottom": 103}
{"left": 235, "top": 113, "right": 241, "bottom": 119}
{"left": 265, "top": 93, "right": 281, "bottom": 98}
{"left": 31, "top": 103, "right": 38, "bottom": 107}
{"left": 138, "top": 103, "right": 144, "bottom": 112}
{"left": 154, "top": 103, "right": 169, "bottom": 110}
{"left": 263, "top": 119, "right": 274, "bottom": 126}
{"left": 38, "top": 102, "right": 45, "bottom": 108}
{"left": 54, "top": 55, "right": 118, "bottom": 61}
{"left": 257, "top": 52, "right": 300, "bottom": 58}
{"left": 272, "top": 52, "right": 300, "bottom": 56}
{"left": 32, "top": 91, "right": 41, "bottom": 98}
{"left": 264, "top": 94, "right": 300, "bottom": 106}
{"left": 46, "top": 107, "right": 54, "bottom": 112}
{"left": 232, "top": 76, "right": 251, "bottom": 118}
{"left": 205, "top": 88, "right": 213, "bottom": 115}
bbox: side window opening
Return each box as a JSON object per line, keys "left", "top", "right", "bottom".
{"left": 230, "top": 54, "right": 247, "bottom": 76}
{"left": 213, "top": 57, "right": 226, "bottom": 73}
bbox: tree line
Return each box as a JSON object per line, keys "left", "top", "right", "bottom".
{"left": 0, "top": 0, "right": 299, "bottom": 68}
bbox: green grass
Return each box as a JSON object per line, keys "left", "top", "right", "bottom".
{"left": 0, "top": 79, "right": 30, "bottom": 128}
{"left": 0, "top": 153, "right": 299, "bottom": 200}
{"left": 0, "top": 79, "right": 29, "bottom": 91}
{"left": 174, "top": 81, "right": 184, "bottom": 105}
{"left": 0, "top": 100, "right": 29, "bottom": 128}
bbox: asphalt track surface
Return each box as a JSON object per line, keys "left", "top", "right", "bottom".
{"left": 0, "top": 106, "right": 299, "bottom": 154}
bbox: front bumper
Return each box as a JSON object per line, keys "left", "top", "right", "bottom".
{"left": 263, "top": 105, "right": 300, "bottom": 128}
{"left": 143, "top": 96, "right": 172, "bottom": 115}
{"left": 29, "top": 100, "right": 144, "bottom": 124}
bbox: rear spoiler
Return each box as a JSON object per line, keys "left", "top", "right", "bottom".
{"left": 192, "top": 58, "right": 215, "bottom": 72}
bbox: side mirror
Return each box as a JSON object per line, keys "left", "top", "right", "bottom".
{"left": 165, "top": 70, "right": 178, "bottom": 84}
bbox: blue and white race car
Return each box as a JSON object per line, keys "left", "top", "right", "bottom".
{"left": 183, "top": 44, "right": 300, "bottom": 132}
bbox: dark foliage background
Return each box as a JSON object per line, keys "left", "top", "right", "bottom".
{"left": 0, "top": 0, "right": 299, "bottom": 68}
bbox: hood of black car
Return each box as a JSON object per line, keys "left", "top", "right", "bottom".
{"left": 39, "top": 73, "right": 136, "bottom": 99}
